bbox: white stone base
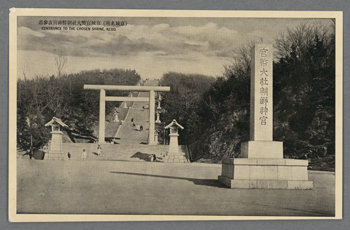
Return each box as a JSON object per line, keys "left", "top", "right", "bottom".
{"left": 218, "top": 158, "right": 313, "bottom": 189}
{"left": 45, "top": 151, "right": 65, "bottom": 160}
{"left": 241, "top": 141, "right": 283, "bottom": 158}
{"left": 163, "top": 154, "right": 187, "bottom": 163}
{"left": 218, "top": 176, "right": 313, "bottom": 189}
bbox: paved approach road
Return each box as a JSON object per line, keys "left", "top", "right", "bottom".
{"left": 115, "top": 80, "right": 159, "bottom": 145}
{"left": 17, "top": 159, "right": 335, "bottom": 217}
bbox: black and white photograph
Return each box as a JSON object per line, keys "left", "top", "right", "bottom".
{"left": 8, "top": 9, "right": 342, "bottom": 221}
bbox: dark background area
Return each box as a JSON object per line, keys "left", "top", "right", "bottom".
{"left": 1, "top": 0, "right": 349, "bottom": 230}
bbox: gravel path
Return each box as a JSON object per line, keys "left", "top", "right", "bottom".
{"left": 17, "top": 159, "right": 335, "bottom": 217}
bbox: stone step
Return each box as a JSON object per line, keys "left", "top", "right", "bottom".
{"left": 59, "top": 143, "right": 188, "bottom": 162}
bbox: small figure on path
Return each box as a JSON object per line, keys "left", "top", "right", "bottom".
{"left": 135, "top": 124, "right": 140, "bottom": 131}
{"left": 97, "top": 144, "right": 102, "bottom": 156}
{"left": 131, "top": 118, "right": 134, "bottom": 122}
{"left": 67, "top": 152, "right": 71, "bottom": 159}
{"left": 133, "top": 122, "right": 135, "bottom": 127}
{"left": 81, "top": 149, "right": 87, "bottom": 161}
{"left": 140, "top": 125, "right": 143, "bottom": 131}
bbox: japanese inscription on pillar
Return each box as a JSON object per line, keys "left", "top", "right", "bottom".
{"left": 250, "top": 44, "right": 273, "bottom": 141}
{"left": 259, "top": 48, "right": 269, "bottom": 125}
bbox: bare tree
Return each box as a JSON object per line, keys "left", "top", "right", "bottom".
{"left": 223, "top": 38, "right": 263, "bottom": 80}
{"left": 54, "top": 53, "right": 67, "bottom": 77}
{"left": 273, "top": 22, "right": 330, "bottom": 60}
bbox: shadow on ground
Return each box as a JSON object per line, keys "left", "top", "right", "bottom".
{"left": 22, "top": 150, "right": 45, "bottom": 160}
{"left": 110, "top": 171, "right": 226, "bottom": 188}
{"left": 105, "top": 137, "right": 120, "bottom": 144}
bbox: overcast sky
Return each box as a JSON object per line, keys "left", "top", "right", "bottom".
{"left": 17, "top": 16, "right": 333, "bottom": 80}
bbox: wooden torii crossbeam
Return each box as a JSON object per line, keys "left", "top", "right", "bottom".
{"left": 84, "top": 85, "right": 170, "bottom": 145}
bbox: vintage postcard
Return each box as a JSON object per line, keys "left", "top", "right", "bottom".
{"left": 9, "top": 9, "right": 343, "bottom": 221}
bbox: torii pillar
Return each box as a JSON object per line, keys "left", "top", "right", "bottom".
{"left": 149, "top": 90, "right": 156, "bottom": 145}
{"left": 99, "top": 89, "right": 106, "bottom": 144}
{"left": 84, "top": 85, "right": 170, "bottom": 145}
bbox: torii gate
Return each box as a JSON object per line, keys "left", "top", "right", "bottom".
{"left": 84, "top": 85, "right": 170, "bottom": 145}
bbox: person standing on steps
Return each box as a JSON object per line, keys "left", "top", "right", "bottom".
{"left": 81, "top": 149, "right": 87, "bottom": 161}
{"left": 97, "top": 144, "right": 102, "bottom": 156}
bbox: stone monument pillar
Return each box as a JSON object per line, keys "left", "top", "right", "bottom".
{"left": 163, "top": 119, "right": 187, "bottom": 163}
{"left": 44, "top": 117, "right": 68, "bottom": 160}
{"left": 218, "top": 44, "right": 313, "bottom": 189}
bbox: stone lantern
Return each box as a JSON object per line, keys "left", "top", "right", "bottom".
{"left": 157, "top": 93, "right": 162, "bottom": 110}
{"left": 44, "top": 117, "right": 68, "bottom": 160}
{"left": 163, "top": 119, "right": 186, "bottom": 163}
{"left": 155, "top": 111, "right": 161, "bottom": 124}
{"left": 154, "top": 129, "right": 159, "bottom": 144}
{"left": 123, "top": 102, "right": 128, "bottom": 108}
{"left": 114, "top": 109, "right": 119, "bottom": 122}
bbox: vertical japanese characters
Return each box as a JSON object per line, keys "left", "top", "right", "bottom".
{"left": 259, "top": 48, "right": 269, "bottom": 126}
{"left": 250, "top": 44, "right": 273, "bottom": 141}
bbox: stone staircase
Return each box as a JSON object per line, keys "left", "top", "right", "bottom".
{"left": 59, "top": 143, "right": 189, "bottom": 162}
{"left": 44, "top": 80, "right": 190, "bottom": 163}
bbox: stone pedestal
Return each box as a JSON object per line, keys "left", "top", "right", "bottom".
{"left": 163, "top": 154, "right": 187, "bottom": 163}
{"left": 241, "top": 141, "right": 283, "bottom": 158}
{"left": 168, "top": 133, "right": 179, "bottom": 154}
{"left": 46, "top": 131, "right": 64, "bottom": 160}
{"left": 218, "top": 158, "right": 313, "bottom": 189}
{"left": 218, "top": 44, "right": 313, "bottom": 189}
{"left": 163, "top": 134, "right": 187, "bottom": 163}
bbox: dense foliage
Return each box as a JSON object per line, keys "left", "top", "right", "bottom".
{"left": 160, "top": 72, "right": 216, "bottom": 145}
{"left": 17, "top": 68, "right": 140, "bottom": 150}
{"left": 161, "top": 22, "right": 335, "bottom": 163}
{"left": 273, "top": 23, "right": 335, "bottom": 158}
